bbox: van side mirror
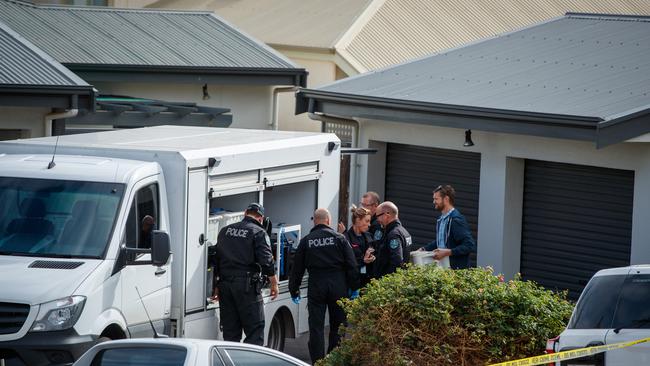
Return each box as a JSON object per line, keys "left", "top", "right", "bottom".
{"left": 151, "top": 230, "right": 171, "bottom": 267}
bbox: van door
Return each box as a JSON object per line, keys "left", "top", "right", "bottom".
{"left": 120, "top": 179, "right": 171, "bottom": 337}
{"left": 185, "top": 168, "right": 209, "bottom": 314}
{"left": 605, "top": 270, "right": 650, "bottom": 366}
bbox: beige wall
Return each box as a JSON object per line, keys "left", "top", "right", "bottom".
{"left": 0, "top": 107, "right": 50, "bottom": 139}
{"left": 277, "top": 57, "right": 338, "bottom": 132}
{"left": 93, "top": 82, "right": 273, "bottom": 130}
{"left": 111, "top": 0, "right": 158, "bottom": 8}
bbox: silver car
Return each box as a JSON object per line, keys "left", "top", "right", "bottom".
{"left": 72, "top": 338, "right": 309, "bottom": 366}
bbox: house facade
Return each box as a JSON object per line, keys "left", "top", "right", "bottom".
{"left": 297, "top": 14, "right": 650, "bottom": 299}
{"left": 0, "top": 0, "right": 306, "bottom": 136}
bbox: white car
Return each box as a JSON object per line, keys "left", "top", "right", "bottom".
{"left": 72, "top": 338, "right": 309, "bottom": 366}
{"left": 547, "top": 265, "right": 650, "bottom": 366}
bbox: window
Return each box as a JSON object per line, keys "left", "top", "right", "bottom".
{"left": 568, "top": 275, "right": 625, "bottom": 329}
{"left": 211, "top": 349, "right": 225, "bottom": 366}
{"left": 124, "top": 183, "right": 159, "bottom": 250}
{"left": 90, "top": 347, "right": 186, "bottom": 366}
{"left": 0, "top": 177, "right": 124, "bottom": 258}
{"left": 611, "top": 275, "right": 650, "bottom": 330}
{"left": 224, "top": 349, "right": 298, "bottom": 366}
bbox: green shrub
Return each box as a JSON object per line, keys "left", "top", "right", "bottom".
{"left": 318, "top": 266, "right": 573, "bottom": 366}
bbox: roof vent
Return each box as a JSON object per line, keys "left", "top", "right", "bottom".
{"left": 28, "top": 260, "right": 84, "bottom": 270}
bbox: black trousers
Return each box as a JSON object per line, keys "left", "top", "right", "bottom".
{"left": 307, "top": 272, "right": 348, "bottom": 365}
{"left": 218, "top": 277, "right": 265, "bottom": 346}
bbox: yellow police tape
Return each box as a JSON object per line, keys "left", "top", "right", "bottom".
{"left": 487, "top": 336, "right": 650, "bottom": 366}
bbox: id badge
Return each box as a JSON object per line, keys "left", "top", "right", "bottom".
{"left": 360, "top": 266, "right": 366, "bottom": 274}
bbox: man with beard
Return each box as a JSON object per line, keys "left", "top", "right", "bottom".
{"left": 421, "top": 185, "right": 476, "bottom": 269}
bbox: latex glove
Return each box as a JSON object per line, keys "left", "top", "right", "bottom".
{"left": 348, "top": 289, "right": 360, "bottom": 300}
{"left": 291, "top": 295, "right": 301, "bottom": 305}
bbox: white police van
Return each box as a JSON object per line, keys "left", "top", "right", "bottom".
{"left": 550, "top": 265, "right": 650, "bottom": 365}
{"left": 0, "top": 126, "right": 340, "bottom": 365}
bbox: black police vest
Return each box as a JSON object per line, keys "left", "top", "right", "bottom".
{"left": 215, "top": 217, "right": 266, "bottom": 277}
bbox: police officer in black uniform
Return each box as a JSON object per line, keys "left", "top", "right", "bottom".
{"left": 210, "top": 203, "right": 278, "bottom": 346}
{"left": 289, "top": 208, "right": 359, "bottom": 365}
{"left": 374, "top": 201, "right": 412, "bottom": 278}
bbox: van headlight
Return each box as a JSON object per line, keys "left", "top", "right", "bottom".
{"left": 31, "top": 296, "right": 86, "bottom": 332}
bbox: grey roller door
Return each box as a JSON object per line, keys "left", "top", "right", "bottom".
{"left": 384, "top": 143, "right": 480, "bottom": 265}
{"left": 521, "top": 160, "right": 634, "bottom": 300}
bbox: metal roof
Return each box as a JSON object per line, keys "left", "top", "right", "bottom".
{"left": 297, "top": 14, "right": 650, "bottom": 148}
{"left": 0, "top": 0, "right": 306, "bottom": 85}
{"left": 0, "top": 21, "right": 88, "bottom": 87}
{"left": 148, "top": 0, "right": 373, "bottom": 50}
{"left": 339, "top": 0, "right": 650, "bottom": 72}
{"left": 0, "top": 20, "right": 95, "bottom": 109}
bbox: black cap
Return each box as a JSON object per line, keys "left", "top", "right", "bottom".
{"left": 246, "top": 203, "right": 265, "bottom": 216}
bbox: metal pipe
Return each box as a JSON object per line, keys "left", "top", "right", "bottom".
{"left": 43, "top": 109, "right": 78, "bottom": 137}
{"left": 270, "top": 87, "right": 298, "bottom": 130}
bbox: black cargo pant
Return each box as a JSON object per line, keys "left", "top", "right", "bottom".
{"left": 307, "top": 272, "right": 348, "bottom": 365}
{"left": 218, "top": 277, "right": 265, "bottom": 346}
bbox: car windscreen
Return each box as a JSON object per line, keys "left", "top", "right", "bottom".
{"left": 91, "top": 347, "right": 187, "bottom": 366}
{"left": 0, "top": 177, "right": 124, "bottom": 259}
{"left": 611, "top": 274, "right": 650, "bottom": 330}
{"left": 568, "top": 274, "right": 626, "bottom": 329}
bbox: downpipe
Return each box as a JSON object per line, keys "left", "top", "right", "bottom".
{"left": 44, "top": 109, "right": 78, "bottom": 137}
{"left": 269, "top": 87, "right": 298, "bottom": 130}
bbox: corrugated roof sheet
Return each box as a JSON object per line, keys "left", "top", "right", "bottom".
{"left": 0, "top": 0, "right": 297, "bottom": 69}
{"left": 0, "top": 20, "right": 88, "bottom": 86}
{"left": 322, "top": 14, "right": 650, "bottom": 120}
{"left": 342, "top": 0, "right": 650, "bottom": 71}
{"left": 148, "top": 0, "right": 373, "bottom": 49}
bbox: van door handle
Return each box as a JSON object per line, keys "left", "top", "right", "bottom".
{"left": 199, "top": 233, "right": 206, "bottom": 246}
{"left": 155, "top": 268, "right": 167, "bottom": 276}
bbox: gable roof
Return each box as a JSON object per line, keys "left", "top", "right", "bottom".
{"left": 297, "top": 14, "right": 650, "bottom": 148}
{"left": 0, "top": 20, "right": 95, "bottom": 109}
{"left": 0, "top": 0, "right": 306, "bottom": 86}
{"left": 148, "top": 0, "right": 373, "bottom": 50}
{"left": 339, "top": 0, "right": 650, "bottom": 72}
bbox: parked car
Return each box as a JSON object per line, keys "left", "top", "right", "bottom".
{"left": 72, "top": 338, "right": 309, "bottom": 366}
{"left": 546, "top": 265, "right": 650, "bottom": 365}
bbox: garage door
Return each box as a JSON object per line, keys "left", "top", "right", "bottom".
{"left": 520, "top": 160, "right": 634, "bottom": 300}
{"left": 384, "top": 143, "right": 480, "bottom": 265}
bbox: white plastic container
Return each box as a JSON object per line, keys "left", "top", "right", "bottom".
{"left": 410, "top": 250, "right": 450, "bottom": 269}
{"left": 207, "top": 211, "right": 245, "bottom": 243}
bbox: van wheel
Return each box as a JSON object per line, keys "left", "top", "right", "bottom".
{"left": 267, "top": 313, "right": 285, "bottom": 352}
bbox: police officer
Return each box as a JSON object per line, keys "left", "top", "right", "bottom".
{"left": 374, "top": 201, "right": 412, "bottom": 278}
{"left": 361, "top": 191, "right": 383, "bottom": 243}
{"left": 289, "top": 208, "right": 359, "bottom": 365}
{"left": 210, "top": 203, "right": 278, "bottom": 346}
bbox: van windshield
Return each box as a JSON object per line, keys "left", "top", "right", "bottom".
{"left": 0, "top": 177, "right": 124, "bottom": 259}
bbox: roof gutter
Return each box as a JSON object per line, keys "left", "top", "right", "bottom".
{"left": 296, "top": 88, "right": 605, "bottom": 145}
{"left": 67, "top": 64, "right": 308, "bottom": 87}
{"left": 595, "top": 106, "right": 650, "bottom": 148}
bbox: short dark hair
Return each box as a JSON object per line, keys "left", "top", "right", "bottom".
{"left": 362, "top": 191, "right": 380, "bottom": 206}
{"left": 434, "top": 185, "right": 456, "bottom": 205}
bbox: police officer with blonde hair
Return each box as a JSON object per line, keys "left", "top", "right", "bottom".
{"left": 210, "top": 203, "right": 278, "bottom": 346}
{"left": 289, "top": 208, "right": 358, "bottom": 364}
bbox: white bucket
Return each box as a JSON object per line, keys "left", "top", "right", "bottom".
{"left": 410, "top": 250, "right": 450, "bottom": 269}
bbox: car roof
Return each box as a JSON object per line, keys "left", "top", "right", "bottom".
{"left": 88, "top": 338, "right": 309, "bottom": 365}
{"left": 594, "top": 264, "right": 650, "bottom": 277}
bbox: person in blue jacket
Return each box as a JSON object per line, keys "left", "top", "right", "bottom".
{"left": 422, "top": 185, "right": 476, "bottom": 269}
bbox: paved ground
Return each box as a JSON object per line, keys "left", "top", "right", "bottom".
{"left": 283, "top": 327, "right": 330, "bottom": 364}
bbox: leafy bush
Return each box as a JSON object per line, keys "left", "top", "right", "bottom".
{"left": 318, "top": 266, "right": 573, "bottom": 366}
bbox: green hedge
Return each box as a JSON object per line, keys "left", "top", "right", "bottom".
{"left": 318, "top": 266, "right": 573, "bottom": 366}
